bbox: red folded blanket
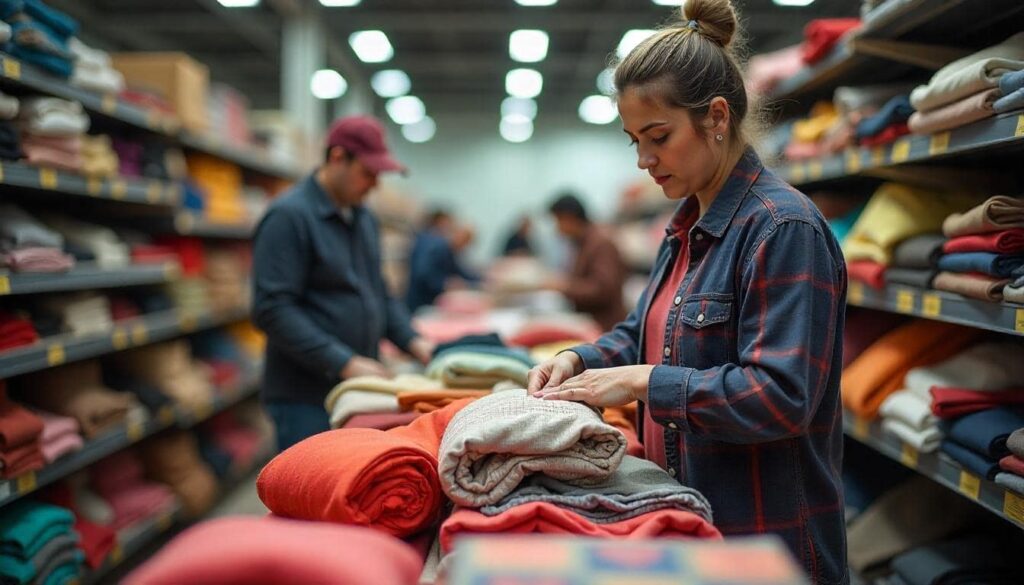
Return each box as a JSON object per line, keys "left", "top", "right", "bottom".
{"left": 929, "top": 386, "right": 1024, "bottom": 418}
{"left": 440, "top": 502, "right": 722, "bottom": 554}
{"left": 802, "top": 18, "right": 861, "bottom": 64}
{"left": 257, "top": 398, "right": 474, "bottom": 537}
{"left": 943, "top": 229, "right": 1024, "bottom": 255}
{"left": 0, "top": 383, "right": 45, "bottom": 450}
{"left": 1000, "top": 455, "right": 1024, "bottom": 476}
{"left": 846, "top": 260, "right": 886, "bottom": 290}
{"left": 859, "top": 123, "right": 910, "bottom": 147}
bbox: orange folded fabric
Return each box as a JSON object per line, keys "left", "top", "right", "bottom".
{"left": 603, "top": 402, "right": 642, "bottom": 457}
{"left": 439, "top": 502, "right": 722, "bottom": 554}
{"left": 396, "top": 390, "right": 489, "bottom": 413}
{"left": 841, "top": 319, "right": 983, "bottom": 419}
{"left": 256, "top": 398, "right": 475, "bottom": 538}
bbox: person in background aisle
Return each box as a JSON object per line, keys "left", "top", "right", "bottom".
{"left": 405, "top": 209, "right": 481, "bottom": 314}
{"left": 544, "top": 192, "right": 628, "bottom": 330}
{"left": 500, "top": 216, "right": 535, "bottom": 257}
{"left": 529, "top": 0, "right": 848, "bottom": 582}
{"left": 252, "top": 115, "right": 435, "bottom": 452}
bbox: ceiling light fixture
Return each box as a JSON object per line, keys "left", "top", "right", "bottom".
{"left": 217, "top": 0, "right": 259, "bottom": 6}
{"left": 578, "top": 95, "right": 618, "bottom": 125}
{"left": 501, "top": 97, "right": 538, "bottom": 121}
{"left": 773, "top": 0, "right": 816, "bottom": 5}
{"left": 310, "top": 69, "right": 347, "bottom": 99}
{"left": 596, "top": 68, "right": 616, "bottom": 95}
{"left": 386, "top": 96, "right": 426, "bottom": 125}
{"left": 349, "top": 30, "right": 393, "bottom": 63}
{"left": 500, "top": 116, "right": 534, "bottom": 142}
{"left": 319, "top": 0, "right": 361, "bottom": 6}
{"left": 505, "top": 68, "right": 543, "bottom": 99}
{"left": 402, "top": 116, "right": 436, "bottom": 143}
{"left": 514, "top": 0, "right": 557, "bottom": 6}
{"left": 509, "top": 30, "right": 549, "bottom": 63}
{"left": 651, "top": 0, "right": 684, "bottom": 5}
{"left": 371, "top": 70, "right": 411, "bottom": 98}
{"left": 617, "top": 29, "right": 656, "bottom": 59}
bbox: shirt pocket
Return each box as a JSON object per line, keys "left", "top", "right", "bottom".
{"left": 674, "top": 292, "right": 735, "bottom": 367}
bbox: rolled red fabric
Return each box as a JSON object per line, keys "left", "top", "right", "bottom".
{"left": 802, "top": 18, "right": 861, "bottom": 64}
{"left": 123, "top": 516, "right": 422, "bottom": 585}
{"left": 257, "top": 398, "right": 474, "bottom": 537}
{"left": 440, "top": 502, "right": 722, "bottom": 555}
{"left": 999, "top": 455, "right": 1024, "bottom": 476}
{"left": 846, "top": 260, "right": 887, "bottom": 289}
{"left": 942, "top": 229, "right": 1024, "bottom": 255}
{"left": 929, "top": 386, "right": 1024, "bottom": 418}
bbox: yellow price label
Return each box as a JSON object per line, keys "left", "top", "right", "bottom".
{"left": 126, "top": 420, "right": 144, "bottom": 442}
{"left": 891, "top": 139, "right": 912, "bottom": 162}
{"left": 871, "top": 146, "right": 886, "bottom": 166}
{"left": 846, "top": 150, "right": 862, "bottom": 174}
{"left": 1004, "top": 490, "right": 1024, "bottom": 524}
{"left": 1016, "top": 114, "right": 1024, "bottom": 137}
{"left": 101, "top": 93, "right": 117, "bottom": 114}
{"left": 849, "top": 281, "right": 865, "bottom": 305}
{"left": 46, "top": 344, "right": 65, "bottom": 366}
{"left": 853, "top": 416, "right": 869, "bottom": 440}
{"left": 16, "top": 471, "right": 36, "bottom": 493}
{"left": 131, "top": 323, "right": 148, "bottom": 345}
{"left": 900, "top": 443, "right": 919, "bottom": 468}
{"left": 790, "top": 164, "right": 806, "bottom": 183}
{"left": 896, "top": 289, "right": 915, "bottom": 313}
{"left": 929, "top": 132, "right": 950, "bottom": 155}
{"left": 87, "top": 177, "right": 101, "bottom": 196}
{"left": 0, "top": 275, "right": 9, "bottom": 295}
{"left": 3, "top": 58, "right": 21, "bottom": 79}
{"left": 158, "top": 406, "right": 176, "bottom": 426}
{"left": 0, "top": 162, "right": 5, "bottom": 182}
{"left": 959, "top": 471, "right": 981, "bottom": 500}
{"left": 808, "top": 161, "right": 823, "bottom": 180}
{"left": 1016, "top": 309, "right": 1024, "bottom": 334}
{"left": 157, "top": 512, "right": 174, "bottom": 531}
{"left": 39, "top": 168, "right": 58, "bottom": 189}
{"left": 111, "top": 180, "right": 127, "bottom": 199}
{"left": 110, "top": 544, "right": 123, "bottom": 565}
{"left": 922, "top": 293, "right": 941, "bottom": 317}
{"left": 147, "top": 181, "right": 162, "bottom": 202}
{"left": 111, "top": 328, "right": 128, "bottom": 350}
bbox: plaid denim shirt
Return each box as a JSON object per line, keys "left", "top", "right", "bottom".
{"left": 573, "top": 148, "right": 849, "bottom": 584}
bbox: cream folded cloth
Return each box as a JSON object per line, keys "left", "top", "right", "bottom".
{"left": 438, "top": 389, "right": 626, "bottom": 507}
{"left": 910, "top": 32, "right": 1024, "bottom": 112}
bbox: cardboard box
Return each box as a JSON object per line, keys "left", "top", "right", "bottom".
{"left": 111, "top": 52, "right": 209, "bottom": 133}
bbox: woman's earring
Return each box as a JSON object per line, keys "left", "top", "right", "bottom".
{"left": 715, "top": 134, "right": 723, "bottom": 142}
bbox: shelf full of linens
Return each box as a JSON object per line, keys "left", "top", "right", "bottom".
{"left": 1, "top": 261, "right": 180, "bottom": 296}
{"left": 0, "top": 159, "right": 182, "bottom": 206}
{"left": 0, "top": 375, "right": 259, "bottom": 509}
{"left": 843, "top": 411, "right": 1024, "bottom": 531}
{"left": 0, "top": 52, "right": 302, "bottom": 182}
{"left": 0, "top": 304, "right": 250, "bottom": 380}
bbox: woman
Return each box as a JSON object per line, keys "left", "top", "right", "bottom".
{"left": 528, "top": 1, "right": 848, "bottom": 583}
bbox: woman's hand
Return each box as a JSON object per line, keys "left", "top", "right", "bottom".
{"left": 526, "top": 351, "right": 585, "bottom": 394}
{"left": 532, "top": 365, "right": 654, "bottom": 407}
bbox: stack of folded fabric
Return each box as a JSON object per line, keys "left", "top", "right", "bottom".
{"left": 38, "top": 479, "right": 117, "bottom": 570}
{"left": 909, "top": 32, "right": 1024, "bottom": 135}
{"left": 998, "top": 428, "right": 1024, "bottom": 495}
{"left": 68, "top": 38, "right": 124, "bottom": 94}
{"left": 508, "top": 319, "right": 601, "bottom": 348}
{"left": 745, "top": 45, "right": 803, "bottom": 96}
{"left": 90, "top": 450, "right": 177, "bottom": 531}
{"left": 0, "top": 381, "right": 45, "bottom": 479}
{"left": 35, "top": 410, "right": 82, "bottom": 464}
{"left": 0, "top": 0, "right": 78, "bottom": 78}
{"left": 939, "top": 408, "right": 1024, "bottom": 482}
{"left": 1006, "top": 274, "right": 1024, "bottom": 305}
{"left": 854, "top": 95, "right": 913, "bottom": 147}
{"left": 39, "top": 292, "right": 113, "bottom": 336}
{"left": 198, "top": 412, "right": 264, "bottom": 477}
{"left": 109, "top": 341, "right": 213, "bottom": 412}
{"left": 843, "top": 184, "right": 983, "bottom": 289}
{"left": 80, "top": 134, "right": 119, "bottom": 178}
{"left": 167, "top": 278, "right": 210, "bottom": 315}
{"left": 140, "top": 431, "right": 219, "bottom": 517}
{"left": 0, "top": 309, "right": 39, "bottom": 351}
{"left": 324, "top": 374, "right": 442, "bottom": 429}
{"left": 784, "top": 101, "right": 840, "bottom": 160}
{"left": 204, "top": 247, "right": 248, "bottom": 313}
{"left": 17, "top": 97, "right": 89, "bottom": 173}
{"left": 884, "top": 233, "right": 946, "bottom": 289}
{"left": 437, "top": 390, "right": 718, "bottom": 556}
{"left": 41, "top": 214, "right": 129, "bottom": 269}
{"left": 0, "top": 90, "right": 22, "bottom": 161}
{"left": 186, "top": 154, "right": 247, "bottom": 224}
{"left": 801, "top": 18, "right": 861, "bottom": 65}
{"left": 834, "top": 83, "right": 917, "bottom": 146}
{"left": 878, "top": 388, "right": 940, "bottom": 452}
{"left": 18, "top": 359, "right": 142, "bottom": 438}
{"left": 0, "top": 204, "right": 73, "bottom": 273}
{"left": 995, "top": 69, "right": 1024, "bottom": 114}
{"left": 102, "top": 371, "right": 174, "bottom": 416}
{"left": 0, "top": 500, "right": 83, "bottom": 585}
{"left": 936, "top": 196, "right": 1024, "bottom": 302}
{"left": 889, "top": 534, "right": 1024, "bottom": 585}
{"left": 426, "top": 344, "right": 534, "bottom": 389}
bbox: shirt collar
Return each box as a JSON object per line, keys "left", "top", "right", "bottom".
{"left": 308, "top": 173, "right": 360, "bottom": 222}
{"left": 664, "top": 146, "right": 763, "bottom": 238}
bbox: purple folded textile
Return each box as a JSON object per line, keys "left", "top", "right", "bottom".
{"left": 1, "top": 247, "right": 74, "bottom": 272}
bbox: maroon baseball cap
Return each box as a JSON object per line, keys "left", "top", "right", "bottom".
{"left": 326, "top": 115, "right": 408, "bottom": 175}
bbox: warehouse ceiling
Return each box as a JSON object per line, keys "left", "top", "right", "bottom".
{"left": 45, "top": 0, "right": 857, "bottom": 116}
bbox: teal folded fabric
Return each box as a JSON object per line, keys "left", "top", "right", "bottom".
{"left": 426, "top": 350, "right": 532, "bottom": 388}
{"left": 36, "top": 548, "right": 83, "bottom": 585}
{"left": 434, "top": 344, "right": 535, "bottom": 368}
{"left": 0, "top": 501, "right": 74, "bottom": 561}
{"left": 828, "top": 202, "right": 866, "bottom": 245}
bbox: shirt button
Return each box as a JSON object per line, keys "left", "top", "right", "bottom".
{"left": 696, "top": 313, "right": 705, "bottom": 324}
{"left": 673, "top": 295, "right": 682, "bottom": 306}
{"left": 668, "top": 467, "right": 677, "bottom": 477}
{"left": 667, "top": 422, "right": 678, "bottom": 430}
{"left": 695, "top": 233, "right": 704, "bottom": 241}
{"left": 663, "top": 346, "right": 671, "bottom": 357}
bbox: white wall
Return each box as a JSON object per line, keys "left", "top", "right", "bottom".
{"left": 383, "top": 114, "right": 648, "bottom": 267}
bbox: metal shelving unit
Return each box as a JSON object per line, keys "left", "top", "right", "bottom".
{"left": 0, "top": 160, "right": 181, "bottom": 206}
{"left": 0, "top": 262, "right": 180, "bottom": 296}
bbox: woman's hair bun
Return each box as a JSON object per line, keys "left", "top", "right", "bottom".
{"left": 682, "top": 0, "right": 738, "bottom": 48}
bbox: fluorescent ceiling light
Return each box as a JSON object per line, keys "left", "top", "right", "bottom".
{"left": 371, "top": 70, "right": 411, "bottom": 98}
{"left": 320, "top": 0, "right": 361, "bottom": 5}
{"left": 773, "top": 0, "right": 815, "bottom": 5}
{"left": 501, "top": 97, "right": 537, "bottom": 121}
{"left": 514, "top": 0, "right": 557, "bottom": 5}
{"left": 506, "top": 69, "right": 543, "bottom": 99}
{"left": 617, "top": 29, "right": 655, "bottom": 59}
{"left": 651, "top": 0, "right": 684, "bottom": 5}
{"left": 310, "top": 69, "right": 347, "bottom": 99}
{"left": 386, "top": 96, "right": 426, "bottom": 125}
{"left": 579, "top": 95, "right": 618, "bottom": 125}
{"left": 500, "top": 116, "right": 534, "bottom": 143}
{"left": 509, "top": 30, "right": 549, "bottom": 63}
{"left": 217, "top": 0, "right": 259, "bottom": 6}
{"left": 349, "top": 31, "right": 393, "bottom": 63}
{"left": 402, "top": 116, "right": 436, "bottom": 143}
{"left": 596, "top": 68, "right": 616, "bottom": 95}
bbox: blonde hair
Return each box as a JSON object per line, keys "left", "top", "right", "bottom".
{"left": 614, "top": 0, "right": 750, "bottom": 150}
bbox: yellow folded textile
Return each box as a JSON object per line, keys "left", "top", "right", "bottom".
{"left": 529, "top": 340, "right": 585, "bottom": 363}
{"left": 324, "top": 374, "right": 442, "bottom": 414}
{"left": 843, "top": 183, "right": 984, "bottom": 265}
{"left": 792, "top": 102, "right": 839, "bottom": 143}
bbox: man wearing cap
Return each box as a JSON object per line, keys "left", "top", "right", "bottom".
{"left": 252, "top": 115, "right": 434, "bottom": 451}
